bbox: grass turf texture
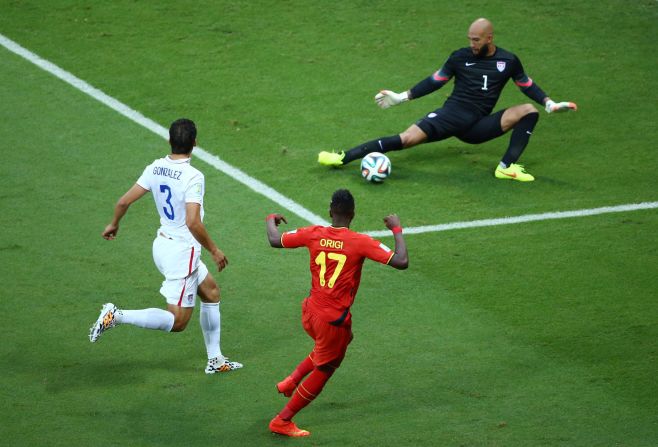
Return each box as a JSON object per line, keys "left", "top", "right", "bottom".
{"left": 1, "top": 1, "right": 657, "bottom": 446}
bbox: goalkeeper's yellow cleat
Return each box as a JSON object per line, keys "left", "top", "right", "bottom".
{"left": 494, "top": 163, "right": 535, "bottom": 182}
{"left": 318, "top": 150, "right": 345, "bottom": 167}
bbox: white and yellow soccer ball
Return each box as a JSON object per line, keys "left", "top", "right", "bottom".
{"left": 360, "top": 152, "right": 391, "bottom": 183}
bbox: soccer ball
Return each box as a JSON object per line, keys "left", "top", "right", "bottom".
{"left": 360, "top": 152, "right": 391, "bottom": 183}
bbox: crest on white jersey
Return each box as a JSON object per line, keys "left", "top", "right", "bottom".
{"left": 497, "top": 61, "right": 506, "bottom": 72}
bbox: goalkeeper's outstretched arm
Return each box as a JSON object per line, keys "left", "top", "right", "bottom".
{"left": 514, "top": 74, "right": 577, "bottom": 113}
{"left": 543, "top": 98, "right": 578, "bottom": 113}
{"left": 375, "top": 67, "right": 452, "bottom": 109}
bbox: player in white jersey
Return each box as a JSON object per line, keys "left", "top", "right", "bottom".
{"left": 89, "top": 118, "right": 242, "bottom": 374}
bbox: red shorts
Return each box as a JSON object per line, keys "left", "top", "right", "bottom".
{"left": 302, "top": 298, "right": 353, "bottom": 368}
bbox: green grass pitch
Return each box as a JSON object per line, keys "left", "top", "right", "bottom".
{"left": 0, "top": 1, "right": 656, "bottom": 446}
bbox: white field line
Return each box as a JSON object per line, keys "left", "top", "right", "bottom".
{"left": 3, "top": 34, "right": 656, "bottom": 238}
{"left": 364, "top": 201, "right": 658, "bottom": 237}
{"left": 0, "top": 33, "right": 330, "bottom": 226}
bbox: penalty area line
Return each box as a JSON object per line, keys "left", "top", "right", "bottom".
{"left": 4, "top": 34, "right": 654, "bottom": 236}
{"left": 364, "top": 201, "right": 658, "bottom": 237}
{"left": 0, "top": 33, "right": 330, "bottom": 226}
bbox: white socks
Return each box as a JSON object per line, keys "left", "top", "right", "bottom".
{"left": 116, "top": 308, "right": 175, "bottom": 332}
{"left": 200, "top": 302, "right": 222, "bottom": 360}
{"left": 112, "top": 303, "right": 222, "bottom": 359}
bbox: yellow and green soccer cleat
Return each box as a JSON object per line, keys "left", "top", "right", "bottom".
{"left": 494, "top": 163, "right": 535, "bottom": 182}
{"left": 318, "top": 150, "right": 345, "bottom": 167}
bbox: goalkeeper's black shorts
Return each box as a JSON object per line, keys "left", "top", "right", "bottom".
{"left": 416, "top": 103, "right": 506, "bottom": 144}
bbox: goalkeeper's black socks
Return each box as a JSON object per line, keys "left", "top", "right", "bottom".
{"left": 501, "top": 112, "right": 539, "bottom": 167}
{"left": 343, "top": 135, "right": 403, "bottom": 164}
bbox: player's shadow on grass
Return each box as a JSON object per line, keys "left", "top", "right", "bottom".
{"left": 393, "top": 145, "right": 494, "bottom": 184}
{"left": 396, "top": 143, "right": 577, "bottom": 188}
{"left": 38, "top": 357, "right": 187, "bottom": 394}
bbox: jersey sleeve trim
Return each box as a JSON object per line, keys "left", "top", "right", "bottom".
{"left": 280, "top": 228, "right": 307, "bottom": 249}
{"left": 385, "top": 252, "right": 395, "bottom": 265}
{"left": 432, "top": 70, "right": 451, "bottom": 82}
{"left": 410, "top": 72, "right": 450, "bottom": 99}
{"left": 514, "top": 76, "right": 533, "bottom": 88}
{"left": 511, "top": 55, "right": 547, "bottom": 105}
{"left": 184, "top": 182, "right": 204, "bottom": 205}
{"left": 518, "top": 80, "right": 548, "bottom": 105}
{"left": 136, "top": 164, "right": 153, "bottom": 191}
{"left": 136, "top": 179, "right": 151, "bottom": 191}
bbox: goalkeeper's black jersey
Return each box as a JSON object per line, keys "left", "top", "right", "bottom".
{"left": 441, "top": 47, "right": 527, "bottom": 116}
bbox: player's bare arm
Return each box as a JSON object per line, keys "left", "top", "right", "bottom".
{"left": 266, "top": 213, "right": 288, "bottom": 248}
{"left": 185, "top": 202, "right": 228, "bottom": 272}
{"left": 383, "top": 214, "right": 409, "bottom": 270}
{"left": 102, "top": 183, "right": 149, "bottom": 240}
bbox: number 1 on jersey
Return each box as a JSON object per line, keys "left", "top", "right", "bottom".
{"left": 481, "top": 75, "right": 488, "bottom": 91}
{"left": 314, "top": 251, "right": 347, "bottom": 288}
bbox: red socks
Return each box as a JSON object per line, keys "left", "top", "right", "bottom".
{"left": 290, "top": 355, "right": 314, "bottom": 383}
{"left": 279, "top": 367, "right": 334, "bottom": 420}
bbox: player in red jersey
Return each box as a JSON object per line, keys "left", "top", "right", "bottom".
{"left": 265, "top": 189, "right": 408, "bottom": 437}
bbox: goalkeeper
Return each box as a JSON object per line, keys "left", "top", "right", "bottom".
{"left": 318, "top": 18, "right": 577, "bottom": 182}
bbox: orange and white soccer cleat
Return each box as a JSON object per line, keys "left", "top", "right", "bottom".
{"left": 276, "top": 376, "right": 297, "bottom": 397}
{"left": 89, "top": 303, "right": 119, "bottom": 343}
{"left": 269, "top": 415, "right": 311, "bottom": 437}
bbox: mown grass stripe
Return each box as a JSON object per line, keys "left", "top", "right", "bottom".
{"left": 0, "top": 33, "right": 330, "bottom": 226}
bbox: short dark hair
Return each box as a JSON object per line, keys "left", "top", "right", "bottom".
{"left": 330, "top": 189, "right": 355, "bottom": 216}
{"left": 169, "top": 118, "right": 197, "bottom": 154}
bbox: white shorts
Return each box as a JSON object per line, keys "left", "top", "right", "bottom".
{"left": 159, "top": 261, "right": 209, "bottom": 307}
{"left": 152, "top": 233, "right": 209, "bottom": 308}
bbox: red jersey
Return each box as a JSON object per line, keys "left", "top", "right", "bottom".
{"left": 281, "top": 225, "right": 394, "bottom": 325}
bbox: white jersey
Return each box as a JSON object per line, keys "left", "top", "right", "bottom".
{"left": 136, "top": 155, "right": 204, "bottom": 245}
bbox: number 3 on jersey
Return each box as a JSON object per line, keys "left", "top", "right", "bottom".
{"left": 159, "top": 184, "right": 175, "bottom": 220}
{"left": 315, "top": 251, "right": 347, "bottom": 288}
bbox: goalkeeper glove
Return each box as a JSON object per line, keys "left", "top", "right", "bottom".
{"left": 375, "top": 90, "right": 409, "bottom": 109}
{"left": 545, "top": 99, "right": 577, "bottom": 113}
